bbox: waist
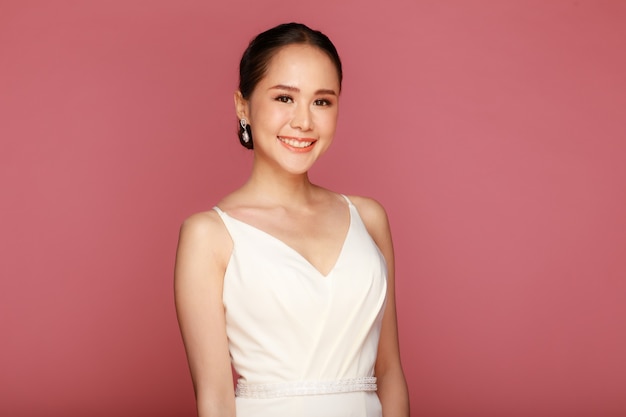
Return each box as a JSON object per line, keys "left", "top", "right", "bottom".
{"left": 235, "top": 376, "right": 377, "bottom": 399}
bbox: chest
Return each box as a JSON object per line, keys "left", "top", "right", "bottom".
{"left": 226, "top": 207, "right": 350, "bottom": 277}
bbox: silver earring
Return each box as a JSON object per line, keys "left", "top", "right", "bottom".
{"left": 240, "top": 119, "right": 250, "bottom": 143}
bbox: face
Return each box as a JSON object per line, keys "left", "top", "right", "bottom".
{"left": 236, "top": 44, "right": 341, "bottom": 175}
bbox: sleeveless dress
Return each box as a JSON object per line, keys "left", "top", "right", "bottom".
{"left": 214, "top": 195, "right": 387, "bottom": 417}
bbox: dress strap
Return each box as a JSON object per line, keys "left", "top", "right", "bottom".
{"left": 212, "top": 206, "right": 235, "bottom": 231}
{"left": 212, "top": 206, "right": 230, "bottom": 223}
{"left": 235, "top": 377, "right": 377, "bottom": 399}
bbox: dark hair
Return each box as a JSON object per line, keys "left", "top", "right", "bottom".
{"left": 237, "top": 22, "right": 343, "bottom": 149}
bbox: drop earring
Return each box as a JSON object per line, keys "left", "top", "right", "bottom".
{"left": 240, "top": 119, "right": 250, "bottom": 143}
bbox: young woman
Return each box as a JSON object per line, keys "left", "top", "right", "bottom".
{"left": 175, "top": 23, "right": 409, "bottom": 417}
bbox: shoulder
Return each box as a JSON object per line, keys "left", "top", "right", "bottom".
{"left": 346, "top": 195, "right": 391, "bottom": 243}
{"left": 179, "top": 209, "right": 227, "bottom": 240}
{"left": 177, "top": 209, "right": 232, "bottom": 268}
{"left": 347, "top": 195, "right": 389, "bottom": 227}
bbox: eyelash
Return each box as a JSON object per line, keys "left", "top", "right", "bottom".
{"left": 274, "top": 95, "right": 332, "bottom": 106}
{"left": 275, "top": 95, "right": 293, "bottom": 103}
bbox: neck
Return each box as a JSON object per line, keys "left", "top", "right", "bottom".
{"left": 243, "top": 160, "right": 317, "bottom": 207}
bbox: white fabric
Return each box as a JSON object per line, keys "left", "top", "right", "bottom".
{"left": 214, "top": 195, "right": 387, "bottom": 417}
{"left": 235, "top": 376, "right": 377, "bottom": 398}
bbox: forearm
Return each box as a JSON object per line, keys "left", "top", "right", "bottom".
{"left": 196, "top": 394, "right": 236, "bottom": 417}
{"left": 377, "top": 367, "right": 410, "bottom": 417}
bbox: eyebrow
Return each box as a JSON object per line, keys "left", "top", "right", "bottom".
{"left": 269, "top": 84, "right": 338, "bottom": 96}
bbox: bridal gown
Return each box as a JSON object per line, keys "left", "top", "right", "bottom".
{"left": 213, "top": 195, "right": 387, "bottom": 417}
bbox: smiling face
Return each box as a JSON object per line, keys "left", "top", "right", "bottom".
{"left": 235, "top": 44, "right": 341, "bottom": 175}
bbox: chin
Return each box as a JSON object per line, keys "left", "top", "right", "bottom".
{"left": 277, "top": 152, "right": 323, "bottom": 175}
{"left": 280, "top": 161, "right": 317, "bottom": 176}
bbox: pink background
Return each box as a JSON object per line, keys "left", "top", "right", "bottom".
{"left": 1, "top": 1, "right": 625, "bottom": 416}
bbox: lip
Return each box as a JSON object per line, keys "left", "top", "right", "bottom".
{"left": 277, "top": 136, "right": 317, "bottom": 153}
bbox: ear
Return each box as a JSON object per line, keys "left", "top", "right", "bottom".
{"left": 234, "top": 91, "right": 249, "bottom": 121}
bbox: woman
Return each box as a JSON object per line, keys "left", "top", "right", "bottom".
{"left": 175, "top": 23, "right": 409, "bottom": 417}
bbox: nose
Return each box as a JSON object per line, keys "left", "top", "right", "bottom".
{"left": 290, "top": 103, "right": 313, "bottom": 131}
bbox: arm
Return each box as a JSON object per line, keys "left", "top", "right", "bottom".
{"left": 174, "top": 211, "right": 236, "bottom": 417}
{"left": 351, "top": 196, "right": 410, "bottom": 417}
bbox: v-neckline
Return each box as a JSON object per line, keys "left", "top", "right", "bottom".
{"left": 218, "top": 204, "right": 353, "bottom": 278}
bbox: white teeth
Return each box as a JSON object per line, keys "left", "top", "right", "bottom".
{"left": 279, "top": 137, "right": 313, "bottom": 148}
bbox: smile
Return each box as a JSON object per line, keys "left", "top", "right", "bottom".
{"left": 277, "top": 136, "right": 316, "bottom": 149}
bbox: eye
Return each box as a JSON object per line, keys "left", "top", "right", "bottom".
{"left": 275, "top": 95, "right": 293, "bottom": 103}
{"left": 314, "top": 99, "right": 332, "bottom": 106}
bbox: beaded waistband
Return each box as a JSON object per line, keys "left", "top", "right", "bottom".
{"left": 235, "top": 377, "right": 377, "bottom": 399}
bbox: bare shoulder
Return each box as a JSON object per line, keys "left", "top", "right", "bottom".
{"left": 179, "top": 210, "right": 227, "bottom": 242}
{"left": 347, "top": 195, "right": 389, "bottom": 227}
{"left": 176, "top": 209, "right": 232, "bottom": 270}
{"left": 346, "top": 195, "right": 391, "bottom": 243}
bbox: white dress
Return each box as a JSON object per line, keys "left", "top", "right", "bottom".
{"left": 214, "top": 195, "right": 387, "bottom": 417}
